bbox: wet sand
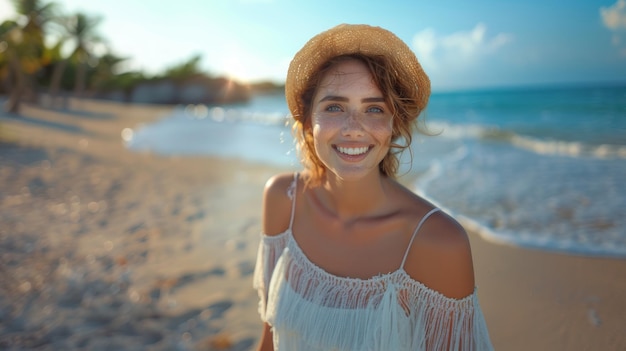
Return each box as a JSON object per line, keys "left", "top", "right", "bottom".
{"left": 0, "top": 98, "right": 625, "bottom": 350}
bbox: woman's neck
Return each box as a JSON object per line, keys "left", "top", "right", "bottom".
{"left": 316, "top": 171, "right": 392, "bottom": 221}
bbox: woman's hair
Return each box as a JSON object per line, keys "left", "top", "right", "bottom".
{"left": 292, "top": 53, "right": 427, "bottom": 185}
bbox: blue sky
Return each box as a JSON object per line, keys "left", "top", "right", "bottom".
{"left": 1, "top": 0, "right": 626, "bottom": 91}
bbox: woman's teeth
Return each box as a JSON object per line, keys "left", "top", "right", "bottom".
{"left": 337, "top": 146, "right": 369, "bottom": 155}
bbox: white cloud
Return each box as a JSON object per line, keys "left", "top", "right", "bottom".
{"left": 601, "top": 0, "right": 626, "bottom": 57}
{"left": 413, "top": 28, "right": 437, "bottom": 59}
{"left": 412, "top": 23, "right": 513, "bottom": 72}
{"left": 601, "top": 0, "right": 626, "bottom": 30}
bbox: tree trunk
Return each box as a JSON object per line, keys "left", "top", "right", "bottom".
{"left": 75, "top": 60, "right": 86, "bottom": 99}
{"left": 5, "top": 82, "right": 23, "bottom": 114}
{"left": 48, "top": 59, "right": 67, "bottom": 108}
{"left": 4, "top": 53, "right": 23, "bottom": 115}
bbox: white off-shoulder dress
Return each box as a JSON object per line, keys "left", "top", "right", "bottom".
{"left": 253, "top": 174, "right": 494, "bottom": 350}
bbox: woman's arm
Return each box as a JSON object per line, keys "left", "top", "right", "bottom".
{"left": 405, "top": 210, "right": 487, "bottom": 350}
{"left": 254, "top": 173, "right": 295, "bottom": 351}
{"left": 256, "top": 323, "right": 274, "bottom": 351}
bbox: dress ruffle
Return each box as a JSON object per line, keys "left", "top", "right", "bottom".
{"left": 253, "top": 231, "right": 494, "bottom": 351}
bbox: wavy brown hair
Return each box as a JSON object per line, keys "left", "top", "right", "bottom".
{"left": 292, "top": 54, "right": 429, "bottom": 186}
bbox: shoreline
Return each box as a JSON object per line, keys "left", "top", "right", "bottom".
{"left": 1, "top": 98, "right": 625, "bottom": 350}
{"left": 123, "top": 94, "right": 626, "bottom": 261}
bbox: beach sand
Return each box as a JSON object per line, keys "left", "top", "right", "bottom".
{"left": 1, "top": 98, "right": 625, "bottom": 350}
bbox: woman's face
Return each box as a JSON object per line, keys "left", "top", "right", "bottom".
{"left": 310, "top": 59, "right": 393, "bottom": 181}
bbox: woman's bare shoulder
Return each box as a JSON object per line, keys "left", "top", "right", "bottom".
{"left": 417, "top": 208, "right": 470, "bottom": 248}
{"left": 390, "top": 181, "right": 468, "bottom": 247}
{"left": 262, "top": 172, "right": 298, "bottom": 236}
{"left": 398, "top": 189, "right": 476, "bottom": 298}
{"left": 264, "top": 172, "right": 297, "bottom": 197}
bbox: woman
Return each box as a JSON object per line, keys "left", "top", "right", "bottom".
{"left": 253, "top": 24, "right": 493, "bottom": 350}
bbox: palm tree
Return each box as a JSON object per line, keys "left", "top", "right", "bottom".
{"left": 162, "top": 54, "right": 204, "bottom": 80}
{"left": 0, "top": 20, "right": 23, "bottom": 113}
{"left": 60, "top": 13, "right": 102, "bottom": 97}
{"left": 1, "top": 0, "right": 57, "bottom": 113}
{"left": 90, "top": 52, "right": 127, "bottom": 95}
{"left": 45, "top": 36, "right": 67, "bottom": 106}
{"left": 11, "top": 0, "right": 57, "bottom": 104}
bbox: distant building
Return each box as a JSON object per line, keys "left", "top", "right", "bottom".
{"left": 129, "top": 75, "right": 250, "bottom": 105}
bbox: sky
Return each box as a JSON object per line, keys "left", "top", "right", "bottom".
{"left": 1, "top": 0, "right": 626, "bottom": 91}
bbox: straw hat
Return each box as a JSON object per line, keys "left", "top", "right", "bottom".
{"left": 285, "top": 23, "right": 430, "bottom": 122}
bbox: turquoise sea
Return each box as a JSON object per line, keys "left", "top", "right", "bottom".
{"left": 127, "top": 83, "right": 626, "bottom": 258}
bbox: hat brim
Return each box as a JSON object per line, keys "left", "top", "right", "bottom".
{"left": 285, "top": 24, "right": 430, "bottom": 122}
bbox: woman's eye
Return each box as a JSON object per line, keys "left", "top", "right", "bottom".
{"left": 325, "top": 105, "right": 342, "bottom": 112}
{"left": 367, "top": 106, "right": 384, "bottom": 113}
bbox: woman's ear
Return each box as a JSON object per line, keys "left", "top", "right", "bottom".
{"left": 302, "top": 117, "right": 314, "bottom": 137}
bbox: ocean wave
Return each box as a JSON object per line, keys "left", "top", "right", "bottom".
{"left": 428, "top": 122, "right": 487, "bottom": 139}
{"left": 178, "top": 104, "right": 290, "bottom": 126}
{"left": 510, "top": 135, "right": 626, "bottom": 159}
{"left": 456, "top": 214, "right": 626, "bottom": 258}
{"left": 432, "top": 121, "right": 626, "bottom": 160}
{"left": 412, "top": 178, "right": 626, "bottom": 258}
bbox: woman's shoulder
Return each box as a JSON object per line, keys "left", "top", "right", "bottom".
{"left": 390, "top": 180, "right": 467, "bottom": 246}
{"left": 392, "top": 182, "right": 475, "bottom": 298}
{"left": 262, "top": 172, "right": 299, "bottom": 236}
{"left": 264, "top": 172, "right": 297, "bottom": 196}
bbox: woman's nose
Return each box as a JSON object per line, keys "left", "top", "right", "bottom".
{"left": 341, "top": 111, "right": 365, "bottom": 136}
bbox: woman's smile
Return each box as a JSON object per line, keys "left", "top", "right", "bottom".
{"left": 333, "top": 144, "right": 373, "bottom": 160}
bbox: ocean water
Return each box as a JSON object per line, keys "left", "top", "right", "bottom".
{"left": 127, "top": 84, "right": 626, "bottom": 258}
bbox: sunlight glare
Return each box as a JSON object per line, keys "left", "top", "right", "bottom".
{"left": 220, "top": 46, "right": 251, "bottom": 83}
{"left": 0, "top": 0, "right": 15, "bottom": 23}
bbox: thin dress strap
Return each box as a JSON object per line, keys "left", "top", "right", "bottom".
{"left": 400, "top": 208, "right": 440, "bottom": 269}
{"left": 286, "top": 172, "right": 299, "bottom": 230}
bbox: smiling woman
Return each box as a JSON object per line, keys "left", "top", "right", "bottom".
{"left": 253, "top": 24, "right": 493, "bottom": 351}
{"left": 310, "top": 57, "right": 394, "bottom": 182}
